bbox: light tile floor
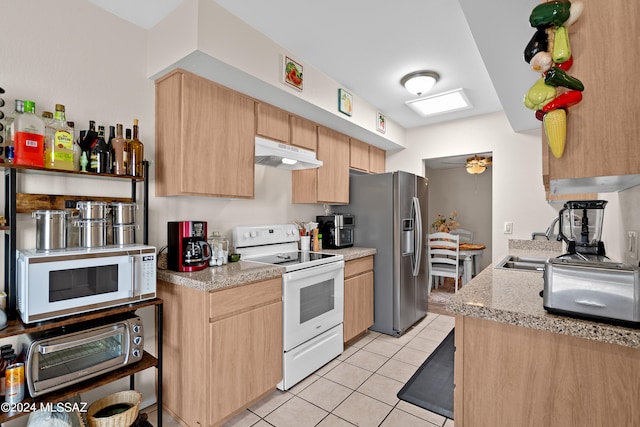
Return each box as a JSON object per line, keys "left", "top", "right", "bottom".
{"left": 144, "top": 313, "right": 455, "bottom": 427}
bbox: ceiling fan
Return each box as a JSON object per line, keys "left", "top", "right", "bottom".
{"left": 465, "top": 155, "right": 492, "bottom": 175}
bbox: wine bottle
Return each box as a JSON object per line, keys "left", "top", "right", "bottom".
{"left": 125, "top": 128, "right": 132, "bottom": 175}
{"left": 107, "top": 125, "right": 115, "bottom": 173}
{"left": 90, "top": 125, "right": 111, "bottom": 174}
{"left": 111, "top": 124, "right": 127, "bottom": 175}
{"left": 129, "top": 119, "right": 144, "bottom": 177}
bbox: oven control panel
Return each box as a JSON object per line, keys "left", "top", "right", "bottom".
{"left": 233, "top": 224, "right": 299, "bottom": 248}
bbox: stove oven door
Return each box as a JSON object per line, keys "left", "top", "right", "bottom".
{"left": 282, "top": 260, "right": 345, "bottom": 351}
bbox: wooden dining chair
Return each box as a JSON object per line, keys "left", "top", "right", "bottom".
{"left": 427, "top": 232, "right": 464, "bottom": 294}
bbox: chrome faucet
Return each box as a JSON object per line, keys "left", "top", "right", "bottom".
{"left": 532, "top": 217, "right": 560, "bottom": 241}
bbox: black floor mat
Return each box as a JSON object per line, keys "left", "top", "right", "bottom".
{"left": 397, "top": 329, "right": 454, "bottom": 419}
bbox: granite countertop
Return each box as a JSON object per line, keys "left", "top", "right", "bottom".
{"left": 318, "top": 247, "right": 377, "bottom": 261}
{"left": 156, "top": 247, "right": 376, "bottom": 292}
{"left": 446, "top": 240, "right": 640, "bottom": 349}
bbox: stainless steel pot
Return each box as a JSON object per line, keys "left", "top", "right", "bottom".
{"left": 75, "top": 218, "right": 107, "bottom": 247}
{"left": 33, "top": 210, "right": 68, "bottom": 250}
{"left": 111, "top": 202, "right": 137, "bottom": 224}
{"left": 76, "top": 201, "right": 108, "bottom": 219}
{"left": 112, "top": 223, "right": 138, "bottom": 245}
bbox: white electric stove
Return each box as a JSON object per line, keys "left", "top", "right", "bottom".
{"left": 233, "top": 224, "right": 344, "bottom": 390}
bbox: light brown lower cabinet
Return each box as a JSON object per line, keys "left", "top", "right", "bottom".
{"left": 343, "top": 256, "right": 374, "bottom": 343}
{"left": 158, "top": 278, "right": 283, "bottom": 427}
{"left": 454, "top": 316, "right": 640, "bottom": 426}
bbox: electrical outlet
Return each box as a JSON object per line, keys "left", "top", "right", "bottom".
{"left": 504, "top": 221, "right": 513, "bottom": 234}
{"left": 628, "top": 230, "right": 638, "bottom": 260}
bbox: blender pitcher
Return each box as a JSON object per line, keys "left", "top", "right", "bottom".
{"left": 558, "top": 200, "right": 607, "bottom": 256}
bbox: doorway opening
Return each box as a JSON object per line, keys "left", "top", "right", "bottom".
{"left": 424, "top": 153, "right": 493, "bottom": 307}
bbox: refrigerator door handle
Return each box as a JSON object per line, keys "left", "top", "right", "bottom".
{"left": 411, "top": 196, "right": 422, "bottom": 277}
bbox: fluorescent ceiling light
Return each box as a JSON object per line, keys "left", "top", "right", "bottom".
{"left": 405, "top": 88, "right": 472, "bottom": 117}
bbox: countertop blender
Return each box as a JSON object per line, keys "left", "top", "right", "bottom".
{"left": 557, "top": 200, "right": 608, "bottom": 259}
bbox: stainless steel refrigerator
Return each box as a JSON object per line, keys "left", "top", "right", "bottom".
{"left": 334, "top": 171, "right": 428, "bottom": 337}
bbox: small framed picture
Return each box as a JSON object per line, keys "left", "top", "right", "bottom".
{"left": 376, "top": 112, "right": 386, "bottom": 133}
{"left": 338, "top": 88, "right": 353, "bottom": 116}
{"left": 283, "top": 56, "right": 303, "bottom": 91}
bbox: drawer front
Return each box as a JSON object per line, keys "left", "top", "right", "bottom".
{"left": 345, "top": 256, "right": 374, "bottom": 278}
{"left": 210, "top": 277, "right": 282, "bottom": 321}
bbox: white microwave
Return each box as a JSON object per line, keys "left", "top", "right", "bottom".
{"left": 17, "top": 245, "right": 157, "bottom": 324}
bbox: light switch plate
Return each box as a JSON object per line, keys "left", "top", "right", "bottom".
{"left": 504, "top": 221, "right": 513, "bottom": 234}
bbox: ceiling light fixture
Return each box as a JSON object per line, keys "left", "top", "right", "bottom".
{"left": 400, "top": 71, "right": 440, "bottom": 96}
{"left": 465, "top": 155, "right": 492, "bottom": 175}
{"left": 405, "top": 88, "right": 472, "bottom": 117}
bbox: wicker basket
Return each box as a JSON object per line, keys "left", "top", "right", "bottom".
{"left": 86, "top": 390, "right": 142, "bottom": 427}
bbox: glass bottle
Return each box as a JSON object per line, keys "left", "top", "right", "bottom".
{"left": 42, "top": 111, "right": 53, "bottom": 167}
{"left": 129, "top": 119, "right": 144, "bottom": 177}
{"left": 69, "top": 121, "right": 82, "bottom": 171}
{"left": 125, "top": 128, "right": 132, "bottom": 175}
{"left": 90, "top": 125, "right": 111, "bottom": 174}
{"left": 41, "top": 111, "right": 53, "bottom": 127}
{"left": 107, "top": 125, "right": 115, "bottom": 173}
{"left": 44, "top": 104, "right": 75, "bottom": 170}
{"left": 88, "top": 124, "right": 99, "bottom": 173}
{"left": 13, "top": 100, "right": 45, "bottom": 167}
{"left": 3, "top": 100, "right": 23, "bottom": 163}
{"left": 107, "top": 125, "right": 115, "bottom": 171}
{"left": 111, "top": 123, "right": 127, "bottom": 175}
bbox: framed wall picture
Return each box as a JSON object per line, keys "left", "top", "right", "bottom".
{"left": 338, "top": 88, "right": 353, "bottom": 116}
{"left": 283, "top": 56, "right": 303, "bottom": 91}
{"left": 376, "top": 112, "right": 386, "bottom": 133}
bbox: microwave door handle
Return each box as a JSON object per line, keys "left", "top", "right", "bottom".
{"left": 38, "top": 326, "right": 124, "bottom": 355}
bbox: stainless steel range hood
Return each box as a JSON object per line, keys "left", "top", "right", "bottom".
{"left": 255, "top": 137, "right": 322, "bottom": 170}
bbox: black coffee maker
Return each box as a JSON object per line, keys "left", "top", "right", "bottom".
{"left": 558, "top": 200, "right": 607, "bottom": 257}
{"left": 167, "top": 221, "right": 212, "bottom": 272}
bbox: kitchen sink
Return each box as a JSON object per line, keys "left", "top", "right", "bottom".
{"left": 495, "top": 255, "right": 548, "bottom": 272}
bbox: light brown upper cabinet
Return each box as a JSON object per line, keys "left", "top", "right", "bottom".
{"left": 369, "top": 146, "right": 386, "bottom": 174}
{"left": 292, "top": 126, "right": 350, "bottom": 204}
{"left": 349, "top": 138, "right": 370, "bottom": 172}
{"left": 350, "top": 138, "right": 386, "bottom": 174}
{"left": 155, "top": 69, "right": 255, "bottom": 198}
{"left": 256, "top": 104, "right": 318, "bottom": 152}
{"left": 543, "top": 0, "right": 640, "bottom": 195}
{"left": 256, "top": 103, "right": 289, "bottom": 144}
{"left": 289, "top": 115, "right": 317, "bottom": 151}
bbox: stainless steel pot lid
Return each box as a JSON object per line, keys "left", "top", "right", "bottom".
{"left": 32, "top": 209, "right": 69, "bottom": 217}
{"left": 76, "top": 200, "right": 108, "bottom": 207}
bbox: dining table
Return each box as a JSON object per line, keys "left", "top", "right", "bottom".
{"left": 458, "top": 243, "right": 486, "bottom": 284}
